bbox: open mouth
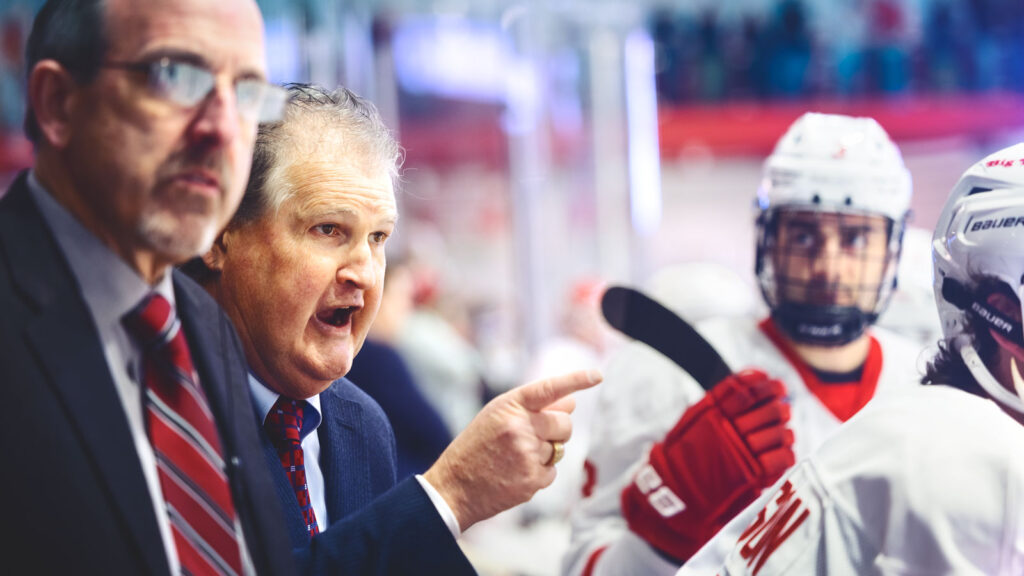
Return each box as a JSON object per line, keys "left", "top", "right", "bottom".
{"left": 316, "top": 307, "right": 356, "bottom": 328}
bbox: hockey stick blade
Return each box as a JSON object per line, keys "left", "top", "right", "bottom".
{"left": 601, "top": 285, "right": 732, "bottom": 391}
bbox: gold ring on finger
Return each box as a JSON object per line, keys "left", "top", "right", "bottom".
{"left": 546, "top": 441, "right": 565, "bottom": 466}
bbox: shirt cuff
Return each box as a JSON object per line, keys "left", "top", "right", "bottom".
{"left": 415, "top": 474, "right": 462, "bottom": 539}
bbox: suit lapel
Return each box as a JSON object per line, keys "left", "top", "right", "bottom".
{"left": 1, "top": 177, "right": 169, "bottom": 576}
{"left": 172, "top": 274, "right": 275, "bottom": 533}
{"left": 319, "top": 386, "right": 371, "bottom": 521}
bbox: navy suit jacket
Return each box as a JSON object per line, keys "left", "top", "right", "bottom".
{"left": 263, "top": 378, "right": 477, "bottom": 574}
{"left": 346, "top": 338, "right": 453, "bottom": 479}
{"left": 0, "top": 174, "right": 296, "bottom": 576}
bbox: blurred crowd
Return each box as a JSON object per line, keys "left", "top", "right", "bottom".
{"left": 650, "top": 0, "right": 1024, "bottom": 103}
{"left": 0, "top": 0, "right": 1015, "bottom": 573}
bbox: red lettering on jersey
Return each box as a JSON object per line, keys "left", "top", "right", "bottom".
{"left": 735, "top": 481, "right": 810, "bottom": 575}
{"left": 987, "top": 158, "right": 1022, "bottom": 168}
{"left": 582, "top": 459, "right": 597, "bottom": 498}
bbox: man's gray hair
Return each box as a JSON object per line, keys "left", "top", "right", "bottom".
{"left": 24, "top": 0, "right": 108, "bottom": 142}
{"left": 229, "top": 82, "right": 403, "bottom": 228}
{"left": 179, "top": 83, "right": 402, "bottom": 285}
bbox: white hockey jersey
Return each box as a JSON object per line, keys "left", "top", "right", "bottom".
{"left": 563, "top": 315, "right": 924, "bottom": 576}
{"left": 681, "top": 385, "right": 1024, "bottom": 576}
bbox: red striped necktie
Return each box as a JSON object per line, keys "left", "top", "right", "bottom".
{"left": 124, "top": 293, "right": 244, "bottom": 576}
{"left": 264, "top": 397, "right": 320, "bottom": 537}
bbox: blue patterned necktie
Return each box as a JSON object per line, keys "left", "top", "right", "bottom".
{"left": 264, "top": 397, "right": 320, "bottom": 537}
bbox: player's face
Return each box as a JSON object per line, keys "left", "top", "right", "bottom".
{"left": 213, "top": 150, "right": 397, "bottom": 400}
{"left": 771, "top": 209, "right": 891, "bottom": 311}
{"left": 61, "top": 0, "right": 266, "bottom": 278}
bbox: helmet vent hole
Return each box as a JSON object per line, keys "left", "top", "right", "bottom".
{"left": 811, "top": 194, "right": 821, "bottom": 204}
{"left": 844, "top": 197, "right": 853, "bottom": 206}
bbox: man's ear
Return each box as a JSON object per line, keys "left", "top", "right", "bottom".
{"left": 28, "top": 60, "right": 79, "bottom": 148}
{"left": 202, "top": 232, "right": 230, "bottom": 272}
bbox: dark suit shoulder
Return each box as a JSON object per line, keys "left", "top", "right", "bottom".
{"left": 325, "top": 377, "right": 386, "bottom": 413}
{"left": 322, "top": 377, "right": 394, "bottom": 439}
{"left": 172, "top": 268, "right": 224, "bottom": 315}
{"left": 300, "top": 477, "right": 477, "bottom": 575}
{"left": 0, "top": 171, "right": 30, "bottom": 212}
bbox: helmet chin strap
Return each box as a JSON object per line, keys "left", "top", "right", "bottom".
{"left": 957, "top": 335, "right": 1024, "bottom": 415}
{"left": 771, "top": 303, "right": 869, "bottom": 347}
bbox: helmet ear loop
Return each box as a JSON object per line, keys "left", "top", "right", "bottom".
{"left": 983, "top": 325, "right": 1024, "bottom": 412}
{"left": 949, "top": 279, "right": 1024, "bottom": 409}
{"left": 958, "top": 336, "right": 1024, "bottom": 416}
{"left": 1018, "top": 277, "right": 1024, "bottom": 343}
{"left": 987, "top": 287, "right": 1024, "bottom": 361}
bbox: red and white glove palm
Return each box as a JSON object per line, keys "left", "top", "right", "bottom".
{"left": 621, "top": 369, "right": 795, "bottom": 563}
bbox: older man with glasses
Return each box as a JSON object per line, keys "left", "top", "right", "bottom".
{"left": 0, "top": 0, "right": 292, "bottom": 574}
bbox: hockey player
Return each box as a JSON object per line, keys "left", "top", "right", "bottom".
{"left": 685, "top": 142, "right": 1024, "bottom": 575}
{"left": 563, "top": 112, "right": 925, "bottom": 576}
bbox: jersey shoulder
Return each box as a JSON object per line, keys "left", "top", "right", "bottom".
{"left": 812, "top": 386, "right": 1024, "bottom": 573}
{"left": 716, "top": 386, "right": 1024, "bottom": 575}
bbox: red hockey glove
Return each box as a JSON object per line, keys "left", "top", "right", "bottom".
{"left": 621, "top": 369, "right": 795, "bottom": 563}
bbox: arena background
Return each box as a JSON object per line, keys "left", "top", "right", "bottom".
{"left": 1, "top": 1, "right": 1021, "bottom": 572}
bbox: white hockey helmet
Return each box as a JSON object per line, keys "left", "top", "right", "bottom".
{"left": 755, "top": 112, "right": 913, "bottom": 345}
{"left": 932, "top": 142, "right": 1024, "bottom": 415}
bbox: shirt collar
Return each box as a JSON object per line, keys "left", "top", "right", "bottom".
{"left": 27, "top": 171, "right": 175, "bottom": 325}
{"left": 248, "top": 372, "right": 323, "bottom": 440}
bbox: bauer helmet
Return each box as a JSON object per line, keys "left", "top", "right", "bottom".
{"left": 755, "top": 112, "right": 912, "bottom": 345}
{"left": 932, "top": 142, "right": 1024, "bottom": 415}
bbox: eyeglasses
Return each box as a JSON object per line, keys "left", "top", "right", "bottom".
{"left": 102, "top": 57, "right": 288, "bottom": 123}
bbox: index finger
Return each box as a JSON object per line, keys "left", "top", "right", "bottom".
{"left": 514, "top": 369, "right": 602, "bottom": 412}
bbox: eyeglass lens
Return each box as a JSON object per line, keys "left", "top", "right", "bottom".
{"left": 146, "top": 59, "right": 286, "bottom": 123}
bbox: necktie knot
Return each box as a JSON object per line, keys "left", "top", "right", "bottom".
{"left": 265, "top": 397, "right": 306, "bottom": 450}
{"left": 123, "top": 293, "right": 176, "bottom": 347}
